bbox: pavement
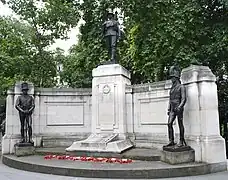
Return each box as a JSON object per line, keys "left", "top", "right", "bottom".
{"left": 0, "top": 155, "right": 227, "bottom": 180}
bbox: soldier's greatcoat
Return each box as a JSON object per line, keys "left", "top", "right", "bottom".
{"left": 103, "top": 15, "right": 120, "bottom": 63}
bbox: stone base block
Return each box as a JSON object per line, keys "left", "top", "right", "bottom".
{"left": 14, "top": 143, "right": 35, "bottom": 157}
{"left": 161, "top": 147, "right": 195, "bottom": 165}
{"left": 2, "top": 135, "right": 42, "bottom": 155}
{"left": 163, "top": 145, "right": 192, "bottom": 152}
{"left": 66, "top": 134, "right": 133, "bottom": 153}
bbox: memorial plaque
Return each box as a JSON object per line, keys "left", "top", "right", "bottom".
{"left": 98, "top": 83, "right": 115, "bottom": 131}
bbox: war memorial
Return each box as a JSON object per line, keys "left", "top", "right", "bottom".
{"left": 1, "top": 10, "right": 227, "bottom": 179}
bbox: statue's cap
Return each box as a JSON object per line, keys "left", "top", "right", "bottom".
{"left": 21, "top": 82, "right": 29, "bottom": 90}
{"left": 169, "top": 65, "right": 181, "bottom": 78}
{"left": 107, "top": 8, "right": 114, "bottom": 15}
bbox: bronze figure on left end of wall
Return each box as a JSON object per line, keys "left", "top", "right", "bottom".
{"left": 15, "top": 82, "right": 35, "bottom": 144}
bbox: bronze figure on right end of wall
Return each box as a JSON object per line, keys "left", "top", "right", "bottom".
{"left": 164, "top": 65, "right": 187, "bottom": 148}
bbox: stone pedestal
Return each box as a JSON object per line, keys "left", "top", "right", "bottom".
{"left": 181, "top": 65, "right": 227, "bottom": 164}
{"left": 14, "top": 142, "right": 35, "bottom": 157}
{"left": 66, "top": 64, "right": 133, "bottom": 153}
{"left": 161, "top": 146, "right": 195, "bottom": 165}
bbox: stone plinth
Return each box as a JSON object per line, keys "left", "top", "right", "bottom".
{"left": 14, "top": 142, "right": 35, "bottom": 157}
{"left": 91, "top": 64, "right": 131, "bottom": 136}
{"left": 66, "top": 134, "right": 133, "bottom": 153}
{"left": 66, "top": 64, "right": 133, "bottom": 153}
{"left": 181, "top": 65, "right": 227, "bottom": 164}
{"left": 161, "top": 145, "right": 195, "bottom": 164}
{"left": 161, "top": 149, "right": 195, "bottom": 165}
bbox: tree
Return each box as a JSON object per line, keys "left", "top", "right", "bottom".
{"left": 62, "top": 0, "right": 123, "bottom": 87}
{"left": 2, "top": 0, "right": 227, "bottom": 89}
{"left": 5, "top": 0, "right": 81, "bottom": 87}
{"left": 0, "top": 17, "right": 35, "bottom": 97}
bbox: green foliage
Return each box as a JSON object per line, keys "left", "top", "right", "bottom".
{"left": 61, "top": 0, "right": 123, "bottom": 87}
{"left": 0, "top": 16, "right": 56, "bottom": 92}
{"left": 0, "top": 17, "right": 34, "bottom": 97}
{"left": 8, "top": 0, "right": 80, "bottom": 41}
{"left": 121, "top": 0, "right": 228, "bottom": 82}
{"left": 5, "top": 0, "right": 81, "bottom": 87}
{"left": 62, "top": 0, "right": 227, "bottom": 86}
{"left": 1, "top": 0, "right": 227, "bottom": 91}
{"left": 0, "top": 0, "right": 81, "bottom": 96}
{"left": 62, "top": 42, "right": 94, "bottom": 88}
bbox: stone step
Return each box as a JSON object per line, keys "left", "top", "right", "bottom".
{"left": 41, "top": 135, "right": 89, "bottom": 147}
{"left": 35, "top": 147, "right": 161, "bottom": 161}
{"left": 2, "top": 154, "right": 227, "bottom": 179}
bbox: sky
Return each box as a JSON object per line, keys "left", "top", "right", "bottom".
{"left": 0, "top": 1, "right": 80, "bottom": 54}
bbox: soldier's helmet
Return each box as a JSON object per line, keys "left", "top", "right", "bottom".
{"left": 169, "top": 65, "right": 181, "bottom": 78}
{"left": 21, "top": 82, "right": 29, "bottom": 90}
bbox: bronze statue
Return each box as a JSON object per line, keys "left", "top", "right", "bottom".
{"left": 102, "top": 9, "right": 121, "bottom": 64}
{"left": 165, "top": 65, "right": 187, "bottom": 147}
{"left": 15, "top": 82, "right": 35, "bottom": 143}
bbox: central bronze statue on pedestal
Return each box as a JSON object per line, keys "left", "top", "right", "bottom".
{"left": 164, "top": 65, "right": 187, "bottom": 148}
{"left": 102, "top": 9, "right": 121, "bottom": 64}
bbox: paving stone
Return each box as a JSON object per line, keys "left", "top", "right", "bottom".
{"left": 2, "top": 155, "right": 227, "bottom": 179}
{"left": 0, "top": 154, "right": 228, "bottom": 180}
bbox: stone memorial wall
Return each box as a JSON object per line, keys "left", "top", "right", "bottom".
{"left": 2, "top": 87, "right": 92, "bottom": 152}
{"left": 1, "top": 65, "right": 227, "bottom": 165}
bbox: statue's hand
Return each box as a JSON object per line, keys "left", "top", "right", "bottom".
{"left": 175, "top": 107, "right": 181, "bottom": 113}
{"left": 24, "top": 110, "right": 29, "bottom": 114}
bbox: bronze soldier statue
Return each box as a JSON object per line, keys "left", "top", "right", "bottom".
{"left": 103, "top": 9, "right": 121, "bottom": 64}
{"left": 165, "top": 65, "right": 187, "bottom": 147}
{"left": 15, "top": 82, "right": 35, "bottom": 143}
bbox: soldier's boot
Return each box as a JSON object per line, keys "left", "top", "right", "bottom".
{"left": 178, "top": 123, "right": 186, "bottom": 147}
{"left": 165, "top": 123, "right": 175, "bottom": 147}
{"left": 165, "top": 135, "right": 175, "bottom": 147}
{"left": 166, "top": 141, "right": 175, "bottom": 147}
{"left": 20, "top": 128, "right": 25, "bottom": 143}
{"left": 177, "top": 140, "right": 184, "bottom": 147}
{"left": 25, "top": 128, "right": 28, "bottom": 142}
{"left": 177, "top": 139, "right": 187, "bottom": 147}
{"left": 20, "top": 139, "right": 25, "bottom": 143}
{"left": 28, "top": 126, "right": 33, "bottom": 144}
{"left": 111, "top": 47, "right": 117, "bottom": 63}
{"left": 28, "top": 137, "right": 34, "bottom": 144}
